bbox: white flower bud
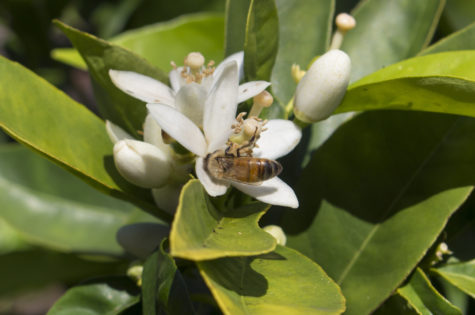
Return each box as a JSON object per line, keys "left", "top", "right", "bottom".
{"left": 113, "top": 139, "right": 171, "bottom": 188}
{"left": 294, "top": 50, "right": 351, "bottom": 123}
{"left": 263, "top": 225, "right": 287, "bottom": 246}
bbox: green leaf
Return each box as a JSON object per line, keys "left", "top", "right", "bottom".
{"left": 420, "top": 22, "right": 475, "bottom": 55}
{"left": 442, "top": 0, "right": 475, "bottom": 31}
{"left": 54, "top": 20, "right": 167, "bottom": 138}
{"left": 198, "top": 245, "right": 346, "bottom": 314}
{"left": 0, "top": 250, "right": 125, "bottom": 297}
{"left": 243, "top": 0, "right": 279, "bottom": 82}
{"left": 337, "top": 51, "right": 475, "bottom": 118}
{"left": 170, "top": 180, "right": 276, "bottom": 260}
{"left": 47, "top": 277, "right": 140, "bottom": 315}
{"left": 397, "top": 268, "right": 461, "bottom": 315}
{"left": 283, "top": 111, "right": 475, "bottom": 314}
{"left": 0, "top": 217, "right": 28, "bottom": 255}
{"left": 111, "top": 13, "right": 225, "bottom": 71}
{"left": 0, "top": 144, "right": 158, "bottom": 255}
{"left": 342, "top": 0, "right": 445, "bottom": 82}
{"left": 271, "top": 0, "right": 334, "bottom": 104}
{"left": 52, "top": 13, "right": 225, "bottom": 72}
{"left": 142, "top": 239, "right": 194, "bottom": 315}
{"left": 225, "top": 0, "right": 251, "bottom": 56}
{"left": 0, "top": 56, "right": 158, "bottom": 216}
{"left": 432, "top": 259, "right": 475, "bottom": 298}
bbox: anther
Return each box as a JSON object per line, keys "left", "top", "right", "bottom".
{"left": 249, "top": 91, "right": 273, "bottom": 118}
{"left": 291, "top": 64, "right": 306, "bottom": 83}
{"left": 329, "top": 13, "right": 356, "bottom": 50}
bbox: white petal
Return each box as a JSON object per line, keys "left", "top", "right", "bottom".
{"left": 215, "top": 51, "right": 244, "bottom": 81}
{"left": 254, "top": 120, "right": 302, "bottom": 160}
{"left": 232, "top": 177, "right": 299, "bottom": 208}
{"left": 175, "top": 83, "right": 208, "bottom": 126}
{"left": 143, "top": 114, "right": 171, "bottom": 155}
{"left": 105, "top": 120, "right": 133, "bottom": 144}
{"left": 238, "top": 81, "right": 271, "bottom": 103}
{"left": 263, "top": 225, "right": 287, "bottom": 246}
{"left": 195, "top": 157, "right": 228, "bottom": 196}
{"left": 203, "top": 61, "right": 239, "bottom": 153}
{"left": 109, "top": 70, "right": 175, "bottom": 105}
{"left": 147, "top": 104, "right": 207, "bottom": 157}
{"left": 113, "top": 139, "right": 171, "bottom": 188}
{"left": 169, "top": 67, "right": 184, "bottom": 92}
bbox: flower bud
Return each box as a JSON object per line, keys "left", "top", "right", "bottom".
{"left": 263, "top": 225, "right": 287, "bottom": 246}
{"left": 113, "top": 139, "right": 171, "bottom": 188}
{"left": 294, "top": 50, "right": 351, "bottom": 123}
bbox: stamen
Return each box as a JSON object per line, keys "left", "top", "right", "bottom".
{"left": 249, "top": 91, "right": 273, "bottom": 118}
{"left": 329, "top": 13, "right": 356, "bottom": 50}
{"left": 291, "top": 64, "right": 306, "bottom": 83}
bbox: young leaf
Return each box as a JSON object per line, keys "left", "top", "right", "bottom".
{"left": 0, "top": 144, "right": 157, "bottom": 255}
{"left": 54, "top": 20, "right": 168, "bottom": 138}
{"left": 337, "top": 51, "right": 475, "bottom": 118}
{"left": 397, "top": 268, "right": 462, "bottom": 315}
{"left": 283, "top": 111, "right": 475, "bottom": 314}
{"left": 225, "top": 0, "right": 251, "bottom": 56}
{"left": 342, "top": 0, "right": 445, "bottom": 82}
{"left": 271, "top": 0, "right": 334, "bottom": 105}
{"left": 198, "top": 245, "right": 346, "bottom": 314}
{"left": 432, "top": 259, "right": 475, "bottom": 298}
{"left": 47, "top": 277, "right": 140, "bottom": 315}
{"left": 243, "top": 0, "right": 278, "bottom": 82}
{"left": 170, "top": 180, "right": 276, "bottom": 260}
{"left": 142, "top": 240, "right": 195, "bottom": 315}
{"left": 420, "top": 22, "right": 475, "bottom": 55}
{"left": 0, "top": 56, "right": 158, "bottom": 216}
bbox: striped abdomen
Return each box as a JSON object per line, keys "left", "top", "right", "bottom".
{"left": 214, "top": 156, "right": 283, "bottom": 184}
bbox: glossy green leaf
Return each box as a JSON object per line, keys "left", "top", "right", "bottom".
{"left": 244, "top": 0, "right": 278, "bottom": 82}
{"left": 421, "top": 22, "right": 475, "bottom": 55}
{"left": 198, "top": 245, "right": 346, "bottom": 314}
{"left": 397, "top": 268, "right": 461, "bottom": 315}
{"left": 0, "top": 56, "right": 158, "bottom": 216}
{"left": 283, "top": 111, "right": 475, "bottom": 314}
{"left": 47, "top": 277, "right": 140, "bottom": 315}
{"left": 342, "top": 0, "right": 445, "bottom": 82}
{"left": 224, "top": 0, "right": 251, "bottom": 56}
{"left": 0, "top": 144, "right": 159, "bottom": 255}
{"left": 55, "top": 20, "right": 167, "bottom": 138}
{"left": 0, "top": 250, "right": 124, "bottom": 297}
{"left": 52, "top": 14, "right": 225, "bottom": 72}
{"left": 271, "top": 0, "right": 334, "bottom": 104}
{"left": 337, "top": 51, "right": 475, "bottom": 118}
{"left": 142, "top": 240, "right": 194, "bottom": 315}
{"left": 170, "top": 180, "right": 275, "bottom": 260}
{"left": 432, "top": 259, "right": 475, "bottom": 298}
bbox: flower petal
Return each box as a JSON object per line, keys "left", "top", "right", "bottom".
{"left": 105, "top": 120, "right": 133, "bottom": 144}
{"left": 215, "top": 51, "right": 244, "bottom": 81}
{"left": 253, "top": 120, "right": 302, "bottom": 160}
{"left": 237, "top": 81, "right": 271, "bottom": 103}
{"left": 169, "top": 67, "right": 184, "bottom": 92}
{"left": 147, "top": 104, "right": 207, "bottom": 157}
{"left": 175, "top": 83, "right": 208, "bottom": 126}
{"left": 143, "top": 114, "right": 171, "bottom": 155}
{"left": 195, "top": 157, "right": 229, "bottom": 196}
{"left": 232, "top": 177, "right": 299, "bottom": 208}
{"left": 109, "top": 70, "right": 175, "bottom": 105}
{"left": 203, "top": 61, "right": 239, "bottom": 152}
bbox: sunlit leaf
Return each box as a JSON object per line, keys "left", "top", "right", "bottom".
{"left": 224, "top": 0, "right": 251, "bottom": 56}
{"left": 198, "top": 245, "right": 346, "bottom": 314}
{"left": 170, "top": 180, "right": 276, "bottom": 260}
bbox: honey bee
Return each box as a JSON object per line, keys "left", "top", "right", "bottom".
{"left": 204, "top": 150, "right": 282, "bottom": 185}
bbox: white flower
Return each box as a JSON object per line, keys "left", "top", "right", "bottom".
{"left": 294, "top": 49, "right": 351, "bottom": 123}
{"left": 147, "top": 62, "right": 301, "bottom": 209}
{"left": 263, "top": 225, "right": 287, "bottom": 246}
{"left": 109, "top": 51, "right": 269, "bottom": 127}
{"left": 106, "top": 115, "right": 188, "bottom": 213}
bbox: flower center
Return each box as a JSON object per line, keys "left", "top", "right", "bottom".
{"left": 227, "top": 112, "right": 267, "bottom": 157}
{"left": 171, "top": 52, "right": 215, "bottom": 84}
